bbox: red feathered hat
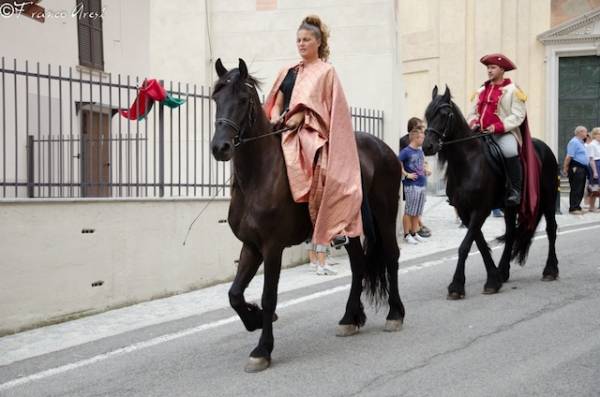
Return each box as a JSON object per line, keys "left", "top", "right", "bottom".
{"left": 480, "top": 53, "right": 516, "bottom": 71}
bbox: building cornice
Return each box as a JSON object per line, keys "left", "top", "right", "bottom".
{"left": 538, "top": 7, "right": 600, "bottom": 45}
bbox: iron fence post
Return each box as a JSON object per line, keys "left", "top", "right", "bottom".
{"left": 158, "top": 80, "right": 165, "bottom": 197}
{"left": 27, "top": 135, "right": 34, "bottom": 198}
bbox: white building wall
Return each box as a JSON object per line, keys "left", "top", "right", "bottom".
{"left": 148, "top": 0, "right": 210, "bottom": 86}
{"left": 0, "top": 198, "right": 313, "bottom": 335}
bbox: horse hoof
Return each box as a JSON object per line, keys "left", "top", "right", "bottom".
{"left": 273, "top": 313, "right": 278, "bottom": 322}
{"left": 244, "top": 357, "right": 271, "bottom": 373}
{"left": 336, "top": 324, "right": 359, "bottom": 337}
{"left": 541, "top": 274, "right": 558, "bottom": 282}
{"left": 383, "top": 319, "right": 403, "bottom": 332}
{"left": 447, "top": 292, "right": 465, "bottom": 300}
{"left": 482, "top": 287, "right": 500, "bottom": 295}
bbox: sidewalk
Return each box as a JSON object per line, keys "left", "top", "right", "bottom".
{"left": 1, "top": 194, "right": 598, "bottom": 366}
{"left": 396, "top": 194, "right": 600, "bottom": 262}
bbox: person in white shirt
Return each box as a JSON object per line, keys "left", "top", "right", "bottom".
{"left": 588, "top": 128, "right": 600, "bottom": 212}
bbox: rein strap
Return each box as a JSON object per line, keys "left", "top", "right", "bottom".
{"left": 238, "top": 126, "right": 292, "bottom": 144}
{"left": 443, "top": 131, "right": 493, "bottom": 146}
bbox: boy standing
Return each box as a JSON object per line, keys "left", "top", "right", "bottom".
{"left": 399, "top": 128, "right": 428, "bottom": 244}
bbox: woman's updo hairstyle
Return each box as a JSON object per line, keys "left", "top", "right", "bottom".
{"left": 298, "top": 15, "right": 330, "bottom": 61}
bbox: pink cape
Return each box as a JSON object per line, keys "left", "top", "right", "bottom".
{"left": 264, "top": 60, "right": 363, "bottom": 245}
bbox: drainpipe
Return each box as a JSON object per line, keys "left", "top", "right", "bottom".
{"left": 205, "top": 0, "right": 214, "bottom": 86}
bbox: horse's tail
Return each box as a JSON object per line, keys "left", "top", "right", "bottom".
{"left": 511, "top": 139, "right": 557, "bottom": 265}
{"left": 495, "top": 223, "right": 536, "bottom": 265}
{"left": 363, "top": 219, "right": 390, "bottom": 306}
{"left": 511, "top": 220, "right": 540, "bottom": 265}
{"left": 361, "top": 192, "right": 390, "bottom": 307}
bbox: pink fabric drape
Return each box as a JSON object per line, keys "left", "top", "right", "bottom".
{"left": 264, "top": 60, "right": 363, "bottom": 245}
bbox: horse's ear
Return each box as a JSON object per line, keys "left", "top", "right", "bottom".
{"left": 215, "top": 58, "right": 227, "bottom": 78}
{"left": 432, "top": 85, "right": 439, "bottom": 99}
{"left": 238, "top": 58, "right": 248, "bottom": 80}
{"left": 442, "top": 85, "right": 451, "bottom": 102}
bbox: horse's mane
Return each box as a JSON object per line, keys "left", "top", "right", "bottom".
{"left": 213, "top": 69, "right": 262, "bottom": 95}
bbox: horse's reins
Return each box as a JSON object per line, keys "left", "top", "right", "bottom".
{"left": 237, "top": 125, "right": 292, "bottom": 144}
{"left": 443, "top": 131, "right": 493, "bottom": 145}
{"left": 425, "top": 102, "right": 493, "bottom": 146}
{"left": 182, "top": 174, "right": 232, "bottom": 246}
{"left": 214, "top": 116, "right": 290, "bottom": 147}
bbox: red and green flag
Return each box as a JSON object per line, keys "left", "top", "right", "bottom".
{"left": 119, "top": 79, "right": 185, "bottom": 120}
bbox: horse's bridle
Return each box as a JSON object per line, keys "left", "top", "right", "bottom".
{"left": 425, "top": 103, "right": 492, "bottom": 146}
{"left": 214, "top": 82, "right": 291, "bottom": 148}
{"left": 214, "top": 83, "right": 257, "bottom": 148}
{"left": 425, "top": 103, "right": 454, "bottom": 144}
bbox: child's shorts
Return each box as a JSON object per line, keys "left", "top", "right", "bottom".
{"left": 404, "top": 185, "right": 426, "bottom": 216}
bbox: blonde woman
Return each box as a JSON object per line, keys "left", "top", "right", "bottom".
{"left": 264, "top": 16, "right": 363, "bottom": 275}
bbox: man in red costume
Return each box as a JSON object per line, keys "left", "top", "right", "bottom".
{"left": 467, "top": 53, "right": 540, "bottom": 228}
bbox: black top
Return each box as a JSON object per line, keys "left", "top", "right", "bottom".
{"left": 279, "top": 67, "right": 297, "bottom": 111}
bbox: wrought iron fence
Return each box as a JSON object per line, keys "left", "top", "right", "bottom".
{"left": 0, "top": 58, "right": 384, "bottom": 199}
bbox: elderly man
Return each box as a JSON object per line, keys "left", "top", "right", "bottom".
{"left": 467, "top": 53, "right": 530, "bottom": 208}
{"left": 563, "top": 126, "right": 589, "bottom": 214}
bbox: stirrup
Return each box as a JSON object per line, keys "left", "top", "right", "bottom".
{"left": 330, "top": 235, "right": 349, "bottom": 249}
{"left": 505, "top": 191, "right": 521, "bottom": 207}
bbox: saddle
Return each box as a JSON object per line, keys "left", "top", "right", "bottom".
{"left": 482, "top": 135, "right": 505, "bottom": 178}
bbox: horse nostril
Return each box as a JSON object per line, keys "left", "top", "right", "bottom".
{"left": 221, "top": 142, "right": 231, "bottom": 153}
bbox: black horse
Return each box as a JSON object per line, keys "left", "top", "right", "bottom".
{"left": 422, "top": 86, "right": 559, "bottom": 299}
{"left": 210, "top": 58, "right": 405, "bottom": 372}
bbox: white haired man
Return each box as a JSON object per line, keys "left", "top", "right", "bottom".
{"left": 563, "top": 125, "right": 589, "bottom": 214}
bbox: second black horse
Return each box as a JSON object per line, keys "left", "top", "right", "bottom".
{"left": 422, "top": 86, "right": 559, "bottom": 299}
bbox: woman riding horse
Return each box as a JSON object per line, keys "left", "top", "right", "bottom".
{"left": 210, "top": 16, "right": 405, "bottom": 373}
{"left": 264, "top": 15, "right": 362, "bottom": 276}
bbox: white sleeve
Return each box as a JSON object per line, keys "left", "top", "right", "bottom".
{"left": 465, "top": 95, "right": 479, "bottom": 126}
{"left": 500, "top": 92, "right": 526, "bottom": 132}
{"left": 592, "top": 142, "right": 600, "bottom": 159}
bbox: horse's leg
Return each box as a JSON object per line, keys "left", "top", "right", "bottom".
{"left": 381, "top": 223, "right": 404, "bottom": 332}
{"left": 474, "top": 230, "right": 502, "bottom": 294}
{"left": 245, "top": 246, "right": 283, "bottom": 373}
{"left": 448, "top": 212, "right": 486, "bottom": 300}
{"left": 229, "top": 243, "right": 264, "bottom": 332}
{"left": 497, "top": 207, "right": 517, "bottom": 282}
{"left": 542, "top": 204, "right": 559, "bottom": 281}
{"left": 384, "top": 260, "right": 405, "bottom": 332}
{"left": 336, "top": 237, "right": 367, "bottom": 337}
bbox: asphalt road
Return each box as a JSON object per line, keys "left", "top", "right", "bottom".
{"left": 1, "top": 222, "right": 600, "bottom": 397}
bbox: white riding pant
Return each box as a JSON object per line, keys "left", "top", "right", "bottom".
{"left": 492, "top": 133, "right": 519, "bottom": 158}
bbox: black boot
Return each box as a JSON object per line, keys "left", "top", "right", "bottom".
{"left": 331, "top": 235, "right": 349, "bottom": 249}
{"left": 505, "top": 156, "right": 522, "bottom": 207}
